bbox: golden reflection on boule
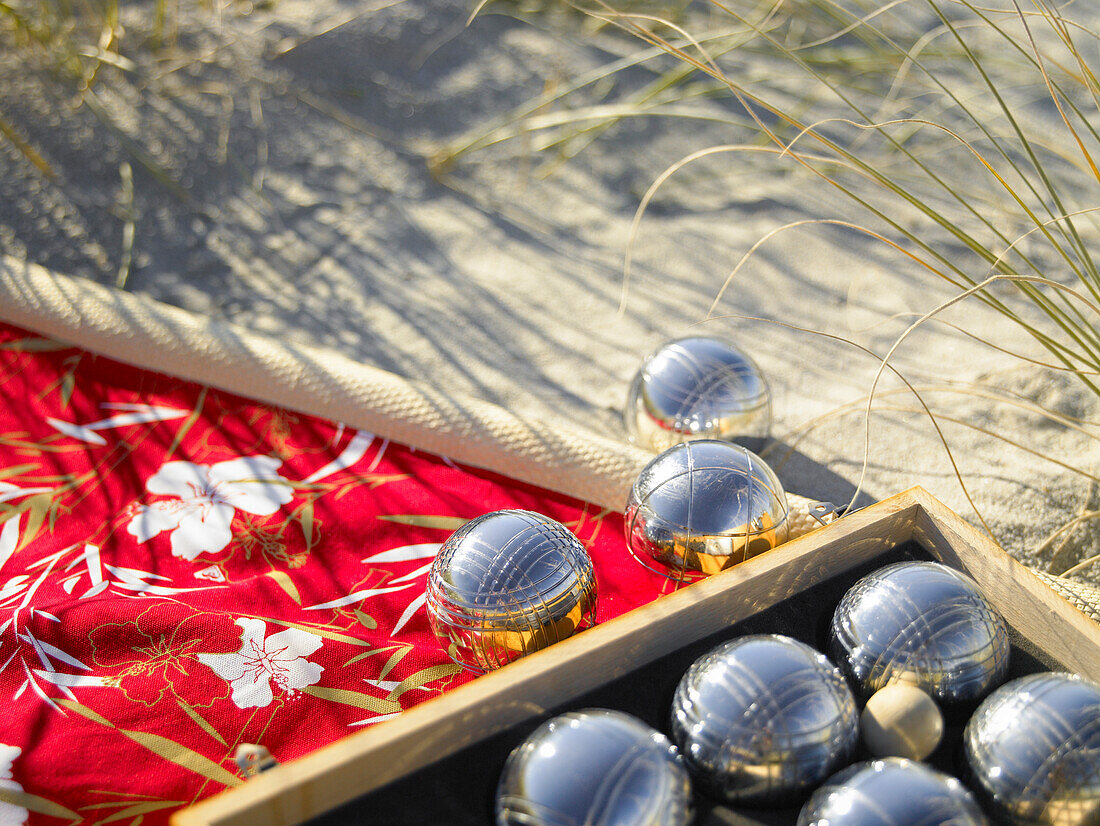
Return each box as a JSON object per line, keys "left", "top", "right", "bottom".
{"left": 625, "top": 440, "right": 789, "bottom": 582}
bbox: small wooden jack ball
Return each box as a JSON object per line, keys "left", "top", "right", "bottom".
{"left": 860, "top": 681, "right": 944, "bottom": 761}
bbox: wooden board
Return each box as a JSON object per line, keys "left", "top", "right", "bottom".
{"left": 172, "top": 487, "right": 1100, "bottom": 826}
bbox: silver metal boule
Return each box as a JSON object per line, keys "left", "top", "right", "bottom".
{"left": 964, "top": 672, "right": 1100, "bottom": 825}
{"left": 624, "top": 440, "right": 789, "bottom": 581}
{"left": 797, "top": 758, "right": 988, "bottom": 825}
{"left": 625, "top": 336, "right": 771, "bottom": 452}
{"left": 828, "top": 561, "right": 1010, "bottom": 703}
{"left": 669, "top": 634, "right": 859, "bottom": 805}
{"left": 425, "top": 510, "right": 597, "bottom": 673}
{"left": 495, "top": 709, "right": 693, "bottom": 826}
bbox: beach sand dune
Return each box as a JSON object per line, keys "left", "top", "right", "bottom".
{"left": 1, "top": 0, "right": 1097, "bottom": 580}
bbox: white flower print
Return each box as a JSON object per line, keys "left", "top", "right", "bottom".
{"left": 127, "top": 456, "right": 294, "bottom": 561}
{"left": 194, "top": 565, "right": 227, "bottom": 583}
{"left": 0, "top": 744, "right": 27, "bottom": 826}
{"left": 197, "top": 618, "right": 323, "bottom": 708}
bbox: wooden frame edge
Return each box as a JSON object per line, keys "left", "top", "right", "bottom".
{"left": 907, "top": 487, "right": 1100, "bottom": 680}
{"left": 176, "top": 487, "right": 1100, "bottom": 826}
{"left": 172, "top": 490, "right": 924, "bottom": 826}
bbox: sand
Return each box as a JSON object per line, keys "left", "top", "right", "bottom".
{"left": 1, "top": 0, "right": 1098, "bottom": 580}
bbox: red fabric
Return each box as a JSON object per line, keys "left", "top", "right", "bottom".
{"left": 0, "top": 321, "right": 672, "bottom": 823}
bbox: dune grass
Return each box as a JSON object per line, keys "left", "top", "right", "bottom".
{"left": 0, "top": 0, "right": 267, "bottom": 286}
{"left": 0, "top": 0, "right": 179, "bottom": 288}
{"left": 0, "top": 0, "right": 136, "bottom": 162}
{"left": 450, "top": 0, "right": 1100, "bottom": 563}
{"left": 610, "top": 0, "right": 1100, "bottom": 537}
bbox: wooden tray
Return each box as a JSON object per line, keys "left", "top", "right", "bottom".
{"left": 172, "top": 487, "right": 1100, "bottom": 826}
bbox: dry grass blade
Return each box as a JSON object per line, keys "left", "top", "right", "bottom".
{"left": 853, "top": 272, "right": 1100, "bottom": 507}
{"left": 621, "top": 144, "right": 861, "bottom": 314}
{"left": 435, "top": 8, "right": 764, "bottom": 175}
{"left": 1013, "top": 0, "right": 1100, "bottom": 186}
{"left": 0, "top": 0, "right": 260, "bottom": 284}
{"left": 887, "top": 313, "right": 1100, "bottom": 376}
{"left": 0, "top": 113, "right": 54, "bottom": 177}
{"left": 115, "top": 161, "right": 134, "bottom": 289}
{"left": 705, "top": 312, "right": 994, "bottom": 534}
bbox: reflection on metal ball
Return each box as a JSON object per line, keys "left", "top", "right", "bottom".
{"left": 625, "top": 336, "right": 771, "bottom": 452}
{"left": 964, "top": 672, "right": 1100, "bottom": 825}
{"left": 797, "top": 758, "right": 987, "bottom": 825}
{"left": 669, "top": 634, "right": 859, "bottom": 805}
{"left": 828, "top": 561, "right": 1009, "bottom": 703}
{"left": 624, "top": 440, "right": 789, "bottom": 581}
{"left": 495, "top": 709, "right": 693, "bottom": 826}
{"left": 425, "top": 510, "right": 597, "bottom": 673}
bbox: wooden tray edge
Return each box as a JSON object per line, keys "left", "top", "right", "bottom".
{"left": 172, "top": 487, "right": 1096, "bottom": 826}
